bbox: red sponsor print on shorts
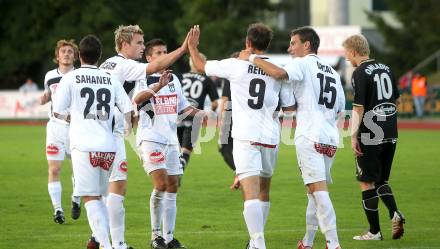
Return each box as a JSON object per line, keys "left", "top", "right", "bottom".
{"left": 314, "top": 143, "right": 337, "bottom": 158}
{"left": 89, "top": 152, "right": 116, "bottom": 171}
{"left": 46, "top": 144, "right": 59, "bottom": 155}
{"left": 149, "top": 151, "right": 165, "bottom": 164}
{"left": 153, "top": 94, "right": 177, "bottom": 115}
{"left": 119, "top": 161, "right": 128, "bottom": 173}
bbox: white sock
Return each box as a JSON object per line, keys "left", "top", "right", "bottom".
{"left": 261, "top": 201, "right": 270, "bottom": 227}
{"left": 313, "top": 191, "right": 340, "bottom": 249}
{"left": 243, "top": 199, "right": 266, "bottom": 249}
{"left": 150, "top": 189, "right": 165, "bottom": 239}
{"left": 48, "top": 181, "right": 62, "bottom": 212}
{"left": 106, "top": 193, "right": 126, "bottom": 247}
{"left": 85, "top": 200, "right": 111, "bottom": 249}
{"left": 72, "top": 195, "right": 81, "bottom": 204}
{"left": 163, "top": 192, "right": 177, "bottom": 243}
{"left": 303, "top": 194, "right": 318, "bottom": 247}
{"left": 71, "top": 175, "right": 80, "bottom": 204}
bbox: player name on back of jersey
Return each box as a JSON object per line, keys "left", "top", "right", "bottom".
{"left": 248, "top": 65, "right": 267, "bottom": 76}
{"left": 316, "top": 61, "right": 333, "bottom": 74}
{"left": 75, "top": 75, "right": 112, "bottom": 85}
{"left": 364, "top": 63, "right": 390, "bottom": 75}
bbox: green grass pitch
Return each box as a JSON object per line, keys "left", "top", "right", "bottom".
{"left": 0, "top": 125, "right": 439, "bottom": 249}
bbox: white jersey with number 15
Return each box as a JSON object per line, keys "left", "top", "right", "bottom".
{"left": 284, "top": 54, "right": 345, "bottom": 146}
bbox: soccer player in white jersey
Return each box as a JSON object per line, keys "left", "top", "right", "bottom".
{"left": 188, "top": 24, "right": 296, "bottom": 249}
{"left": 133, "top": 38, "right": 206, "bottom": 249}
{"left": 239, "top": 27, "right": 345, "bottom": 249}
{"left": 39, "top": 39, "right": 81, "bottom": 223}
{"left": 53, "top": 34, "right": 133, "bottom": 249}
{"left": 91, "top": 25, "right": 192, "bottom": 249}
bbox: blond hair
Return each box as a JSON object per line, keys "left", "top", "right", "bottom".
{"left": 342, "top": 34, "right": 370, "bottom": 56}
{"left": 114, "top": 25, "right": 144, "bottom": 53}
{"left": 53, "top": 39, "right": 78, "bottom": 63}
{"left": 189, "top": 53, "right": 206, "bottom": 72}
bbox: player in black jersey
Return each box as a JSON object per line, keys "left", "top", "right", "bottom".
{"left": 343, "top": 34, "right": 405, "bottom": 241}
{"left": 177, "top": 54, "right": 219, "bottom": 169}
{"left": 218, "top": 79, "right": 235, "bottom": 171}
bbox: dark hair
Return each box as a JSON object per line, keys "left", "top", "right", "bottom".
{"left": 290, "top": 27, "right": 320, "bottom": 54}
{"left": 79, "top": 35, "right": 102, "bottom": 65}
{"left": 144, "top": 38, "right": 166, "bottom": 56}
{"left": 246, "top": 23, "right": 273, "bottom": 51}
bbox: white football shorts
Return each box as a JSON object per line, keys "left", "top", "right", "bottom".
{"left": 109, "top": 134, "right": 128, "bottom": 182}
{"left": 71, "top": 149, "right": 113, "bottom": 197}
{"left": 138, "top": 141, "right": 182, "bottom": 176}
{"left": 233, "top": 139, "right": 278, "bottom": 181}
{"left": 295, "top": 136, "right": 336, "bottom": 185}
{"left": 45, "top": 119, "right": 70, "bottom": 161}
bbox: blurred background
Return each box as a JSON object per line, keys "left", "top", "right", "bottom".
{"left": 0, "top": 0, "right": 439, "bottom": 118}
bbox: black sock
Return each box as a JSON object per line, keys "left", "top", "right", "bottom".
{"left": 180, "top": 152, "right": 191, "bottom": 168}
{"left": 376, "top": 182, "right": 398, "bottom": 219}
{"left": 362, "top": 189, "right": 381, "bottom": 234}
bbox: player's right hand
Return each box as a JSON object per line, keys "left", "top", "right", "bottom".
{"left": 351, "top": 136, "right": 363, "bottom": 157}
{"left": 230, "top": 175, "right": 240, "bottom": 190}
{"left": 158, "top": 70, "right": 172, "bottom": 88}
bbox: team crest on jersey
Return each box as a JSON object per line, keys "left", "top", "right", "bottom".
{"left": 119, "top": 161, "right": 128, "bottom": 173}
{"left": 168, "top": 83, "right": 175, "bottom": 92}
{"left": 46, "top": 144, "right": 59, "bottom": 155}
{"left": 153, "top": 94, "right": 177, "bottom": 115}
{"left": 149, "top": 150, "right": 165, "bottom": 164}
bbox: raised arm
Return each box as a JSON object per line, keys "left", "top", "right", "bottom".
{"left": 188, "top": 25, "right": 206, "bottom": 73}
{"left": 145, "top": 30, "right": 191, "bottom": 74}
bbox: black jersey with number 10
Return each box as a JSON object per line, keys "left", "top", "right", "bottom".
{"left": 352, "top": 59, "right": 400, "bottom": 141}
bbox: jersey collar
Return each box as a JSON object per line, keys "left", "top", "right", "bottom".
{"left": 80, "top": 64, "right": 98, "bottom": 69}
{"left": 117, "top": 53, "right": 127, "bottom": 59}
{"left": 360, "top": 58, "right": 375, "bottom": 65}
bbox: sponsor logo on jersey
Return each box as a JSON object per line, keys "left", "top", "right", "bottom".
{"left": 314, "top": 143, "right": 337, "bottom": 158}
{"left": 149, "top": 151, "right": 165, "bottom": 164}
{"left": 153, "top": 94, "right": 177, "bottom": 115}
{"left": 89, "top": 152, "right": 116, "bottom": 171}
{"left": 46, "top": 144, "right": 59, "bottom": 155}
{"left": 372, "top": 102, "right": 397, "bottom": 117}
{"left": 168, "top": 83, "right": 175, "bottom": 92}
{"left": 119, "top": 161, "right": 128, "bottom": 173}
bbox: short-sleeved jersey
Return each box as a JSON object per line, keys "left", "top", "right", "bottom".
{"left": 53, "top": 65, "right": 133, "bottom": 152}
{"left": 205, "top": 57, "right": 295, "bottom": 145}
{"left": 284, "top": 54, "right": 345, "bottom": 146}
{"left": 352, "top": 59, "right": 399, "bottom": 141}
{"left": 134, "top": 73, "right": 190, "bottom": 146}
{"left": 44, "top": 67, "right": 75, "bottom": 122}
{"left": 99, "top": 54, "right": 149, "bottom": 135}
{"left": 178, "top": 72, "right": 219, "bottom": 109}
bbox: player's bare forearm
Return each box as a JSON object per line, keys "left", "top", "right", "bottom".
{"left": 188, "top": 46, "right": 206, "bottom": 73}
{"left": 351, "top": 105, "right": 364, "bottom": 138}
{"left": 253, "top": 58, "right": 288, "bottom": 80}
{"left": 133, "top": 90, "right": 155, "bottom": 105}
{"left": 182, "top": 106, "right": 203, "bottom": 117}
{"left": 146, "top": 47, "right": 185, "bottom": 75}
{"left": 211, "top": 100, "right": 218, "bottom": 111}
{"left": 39, "top": 92, "right": 51, "bottom": 105}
